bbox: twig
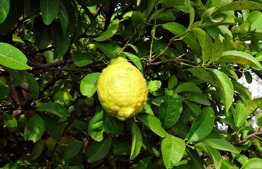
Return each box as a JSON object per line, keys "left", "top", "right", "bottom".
{"left": 239, "top": 130, "right": 262, "bottom": 143}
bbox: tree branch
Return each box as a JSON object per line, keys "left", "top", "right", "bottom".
{"left": 239, "top": 130, "right": 262, "bottom": 143}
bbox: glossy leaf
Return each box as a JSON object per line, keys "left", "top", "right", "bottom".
{"left": 162, "top": 22, "right": 201, "bottom": 56}
{"left": 206, "top": 146, "right": 222, "bottom": 169}
{"left": 30, "top": 139, "right": 44, "bottom": 160}
{"left": 0, "top": 42, "right": 31, "bottom": 70}
{"left": 0, "top": 81, "right": 8, "bottom": 99}
{"left": 137, "top": 113, "right": 167, "bottom": 138}
{"left": 209, "top": 69, "right": 234, "bottom": 112}
{"left": 128, "top": 119, "right": 143, "bottom": 160}
{"left": 40, "top": 0, "right": 59, "bottom": 25}
{"left": 135, "top": 157, "right": 152, "bottom": 169}
{"left": 95, "top": 42, "right": 122, "bottom": 59}
{"left": 245, "top": 98, "right": 262, "bottom": 116}
{"left": 217, "top": 51, "right": 261, "bottom": 69}
{"left": 3, "top": 112, "right": 17, "bottom": 131}
{"left": 33, "top": 16, "right": 52, "bottom": 49}
{"left": 80, "top": 73, "right": 101, "bottom": 97}
{"left": 87, "top": 136, "right": 112, "bottom": 163}
{"left": 74, "top": 53, "right": 93, "bottom": 67}
{"left": 232, "top": 81, "right": 251, "bottom": 101}
{"left": 53, "top": 23, "right": 70, "bottom": 59}
{"left": 247, "top": 11, "right": 262, "bottom": 31}
{"left": 41, "top": 114, "right": 64, "bottom": 140}
{"left": 234, "top": 103, "right": 247, "bottom": 127}
{"left": 175, "top": 82, "right": 202, "bottom": 93}
{"left": 242, "top": 158, "right": 262, "bottom": 169}
{"left": 158, "top": 89, "right": 183, "bottom": 128}
{"left": 94, "top": 19, "right": 119, "bottom": 41}
{"left": 24, "top": 115, "right": 45, "bottom": 143}
{"left": 24, "top": 71, "right": 39, "bottom": 100}
{"left": 161, "top": 134, "right": 185, "bottom": 169}
{"left": 203, "top": 139, "right": 239, "bottom": 153}
{"left": 64, "top": 140, "right": 83, "bottom": 159}
{"left": 192, "top": 28, "right": 213, "bottom": 63}
{"left": 88, "top": 105, "right": 105, "bottom": 142}
{"left": 37, "top": 102, "right": 68, "bottom": 118}
{"left": 147, "top": 80, "right": 161, "bottom": 92}
{"left": 104, "top": 114, "right": 124, "bottom": 135}
{"left": 0, "top": 0, "right": 10, "bottom": 24}
{"left": 185, "top": 92, "right": 210, "bottom": 106}
{"left": 58, "top": 1, "right": 69, "bottom": 35}
{"left": 168, "top": 75, "right": 178, "bottom": 89}
{"left": 187, "top": 107, "right": 215, "bottom": 143}
{"left": 213, "top": 1, "right": 262, "bottom": 16}
{"left": 187, "top": 67, "right": 214, "bottom": 84}
{"left": 124, "top": 52, "right": 142, "bottom": 70}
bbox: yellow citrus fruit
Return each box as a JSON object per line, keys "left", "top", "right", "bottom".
{"left": 97, "top": 57, "right": 148, "bottom": 121}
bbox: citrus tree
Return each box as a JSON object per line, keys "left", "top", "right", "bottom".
{"left": 1, "top": 0, "right": 262, "bottom": 168}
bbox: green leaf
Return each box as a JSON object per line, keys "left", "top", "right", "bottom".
{"left": 94, "top": 19, "right": 119, "bottom": 41}
{"left": 33, "top": 16, "right": 52, "bottom": 49}
{"left": 168, "top": 75, "right": 178, "bottom": 89}
{"left": 203, "top": 139, "right": 239, "bottom": 153}
{"left": 206, "top": 146, "right": 222, "bottom": 169}
{"left": 242, "top": 158, "right": 262, "bottom": 169}
{"left": 135, "top": 157, "right": 152, "bottom": 169}
{"left": 208, "top": 38, "right": 225, "bottom": 64}
{"left": 87, "top": 136, "right": 112, "bottom": 163}
{"left": 185, "top": 92, "right": 210, "bottom": 106}
{"left": 0, "top": 81, "right": 8, "bottom": 98}
{"left": 24, "top": 72, "right": 39, "bottom": 100}
{"left": 40, "top": 0, "right": 59, "bottom": 25}
{"left": 161, "top": 134, "right": 186, "bottom": 169}
{"left": 64, "top": 140, "right": 83, "bottom": 160}
{"left": 0, "top": 0, "right": 10, "bottom": 24}
{"left": 187, "top": 67, "right": 214, "bottom": 84}
{"left": 74, "top": 53, "right": 93, "bottom": 67}
{"left": 158, "top": 89, "right": 183, "bottom": 128}
{"left": 245, "top": 98, "right": 262, "bottom": 116}
{"left": 95, "top": 42, "right": 122, "bottom": 59}
{"left": 187, "top": 107, "right": 215, "bottom": 143}
{"left": 3, "top": 112, "right": 17, "bottom": 131}
{"left": 175, "top": 82, "right": 202, "bottom": 93}
{"left": 147, "top": 80, "right": 161, "bottom": 92}
{"left": 217, "top": 51, "right": 261, "bottom": 69}
{"left": 192, "top": 28, "right": 213, "bottom": 63}
{"left": 232, "top": 81, "right": 251, "bottom": 101}
{"left": 24, "top": 115, "right": 45, "bottom": 143}
{"left": 187, "top": 148, "right": 205, "bottom": 169}
{"left": 234, "top": 103, "right": 247, "bottom": 127}
{"left": 88, "top": 104, "right": 104, "bottom": 142}
{"left": 124, "top": 52, "right": 142, "bottom": 70}
{"left": 30, "top": 139, "right": 44, "bottom": 160}
{"left": 53, "top": 23, "right": 70, "bottom": 59}
{"left": 137, "top": 113, "right": 167, "bottom": 138}
{"left": 128, "top": 119, "right": 143, "bottom": 160}
{"left": 37, "top": 102, "right": 68, "bottom": 118}
{"left": 104, "top": 114, "right": 124, "bottom": 135}
{"left": 113, "top": 141, "right": 131, "bottom": 155}
{"left": 247, "top": 11, "right": 262, "bottom": 31}
{"left": 0, "top": 42, "right": 31, "bottom": 70}
{"left": 40, "top": 114, "right": 64, "bottom": 140}
{"left": 209, "top": 69, "right": 234, "bottom": 112}
{"left": 58, "top": 1, "right": 69, "bottom": 35}
{"left": 184, "top": 101, "right": 201, "bottom": 116}
{"left": 80, "top": 73, "right": 100, "bottom": 97}
{"left": 162, "top": 22, "right": 201, "bottom": 56}
{"left": 213, "top": 1, "right": 262, "bottom": 17}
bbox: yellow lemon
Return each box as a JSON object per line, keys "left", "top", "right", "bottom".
{"left": 97, "top": 57, "right": 148, "bottom": 121}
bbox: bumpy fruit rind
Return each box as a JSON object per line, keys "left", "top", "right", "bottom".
{"left": 97, "top": 57, "right": 148, "bottom": 121}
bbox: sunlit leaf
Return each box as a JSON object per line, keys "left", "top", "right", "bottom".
{"left": 80, "top": 73, "right": 101, "bottom": 97}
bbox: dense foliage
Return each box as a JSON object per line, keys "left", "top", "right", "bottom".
{"left": 1, "top": 0, "right": 262, "bottom": 168}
